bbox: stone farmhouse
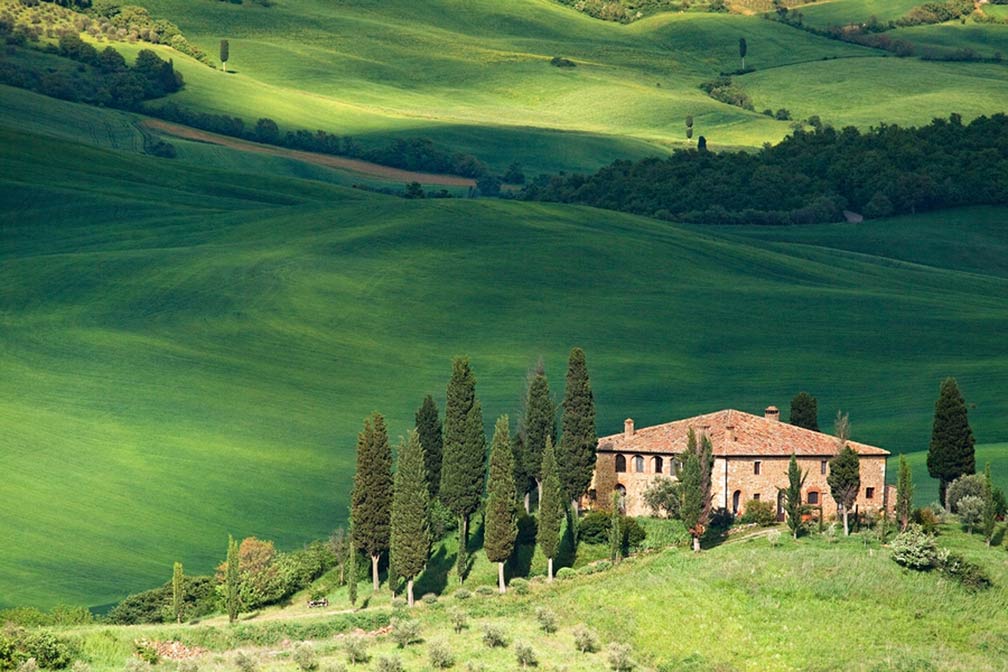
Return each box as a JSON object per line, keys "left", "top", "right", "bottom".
{"left": 588, "top": 406, "right": 890, "bottom": 519}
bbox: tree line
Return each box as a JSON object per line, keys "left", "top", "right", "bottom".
{"left": 519, "top": 114, "right": 1008, "bottom": 225}
{"left": 349, "top": 348, "right": 597, "bottom": 605}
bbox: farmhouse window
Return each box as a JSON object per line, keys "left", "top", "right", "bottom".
{"left": 633, "top": 455, "right": 645, "bottom": 473}
{"left": 754, "top": 460, "right": 761, "bottom": 475}
{"left": 653, "top": 456, "right": 664, "bottom": 474}
{"left": 753, "top": 493, "right": 761, "bottom": 501}
{"left": 866, "top": 487, "right": 875, "bottom": 499}
{"left": 615, "top": 454, "right": 627, "bottom": 473}
{"left": 807, "top": 491, "right": 819, "bottom": 505}
{"left": 821, "top": 460, "right": 827, "bottom": 475}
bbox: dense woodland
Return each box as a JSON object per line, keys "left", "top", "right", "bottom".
{"left": 520, "top": 115, "right": 1008, "bottom": 225}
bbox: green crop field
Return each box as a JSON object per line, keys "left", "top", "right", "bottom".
{"left": 798, "top": 0, "right": 923, "bottom": 28}
{"left": 3, "top": 94, "right": 1008, "bottom": 608}
{"left": 51, "top": 0, "right": 1000, "bottom": 174}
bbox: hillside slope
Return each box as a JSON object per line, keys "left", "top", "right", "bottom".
{"left": 2, "top": 115, "right": 1007, "bottom": 607}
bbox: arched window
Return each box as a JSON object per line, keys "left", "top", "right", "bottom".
{"left": 615, "top": 454, "right": 627, "bottom": 473}
{"left": 807, "top": 490, "right": 820, "bottom": 505}
{"left": 652, "top": 456, "right": 664, "bottom": 474}
{"left": 633, "top": 455, "right": 645, "bottom": 473}
{"left": 731, "top": 490, "right": 741, "bottom": 515}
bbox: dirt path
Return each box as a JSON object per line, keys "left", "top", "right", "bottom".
{"left": 142, "top": 119, "right": 477, "bottom": 187}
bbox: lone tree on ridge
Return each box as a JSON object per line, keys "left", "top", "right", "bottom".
{"left": 220, "top": 39, "right": 229, "bottom": 72}
{"left": 927, "top": 377, "right": 975, "bottom": 506}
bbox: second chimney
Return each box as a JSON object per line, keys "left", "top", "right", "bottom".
{"left": 765, "top": 405, "right": 780, "bottom": 421}
{"left": 624, "top": 418, "right": 634, "bottom": 439}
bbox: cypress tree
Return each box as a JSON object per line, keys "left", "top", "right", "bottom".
{"left": 439, "top": 357, "right": 486, "bottom": 583}
{"left": 390, "top": 430, "right": 431, "bottom": 606}
{"left": 608, "top": 491, "right": 622, "bottom": 564}
{"left": 679, "top": 430, "right": 714, "bottom": 552}
{"left": 219, "top": 39, "right": 229, "bottom": 72}
{"left": 525, "top": 363, "right": 557, "bottom": 505}
{"left": 225, "top": 535, "right": 240, "bottom": 624}
{"left": 896, "top": 454, "right": 914, "bottom": 531}
{"left": 927, "top": 377, "right": 976, "bottom": 505}
{"left": 782, "top": 454, "right": 806, "bottom": 539}
{"left": 415, "top": 395, "right": 443, "bottom": 499}
{"left": 559, "top": 347, "right": 597, "bottom": 505}
{"left": 484, "top": 415, "right": 517, "bottom": 594}
{"left": 350, "top": 412, "right": 394, "bottom": 593}
{"left": 536, "top": 436, "right": 563, "bottom": 581}
{"left": 789, "top": 391, "right": 819, "bottom": 431}
{"left": 827, "top": 438, "right": 860, "bottom": 537}
{"left": 171, "top": 561, "right": 184, "bottom": 624}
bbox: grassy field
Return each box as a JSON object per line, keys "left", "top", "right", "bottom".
{"left": 2, "top": 106, "right": 1008, "bottom": 609}
{"left": 892, "top": 444, "right": 1008, "bottom": 507}
{"left": 22, "top": 0, "right": 991, "bottom": 174}
{"left": 50, "top": 522, "right": 1008, "bottom": 672}
{"left": 797, "top": 0, "right": 924, "bottom": 28}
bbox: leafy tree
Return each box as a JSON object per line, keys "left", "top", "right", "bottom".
{"left": 782, "top": 454, "right": 807, "bottom": 539}
{"left": 525, "top": 362, "right": 556, "bottom": 505}
{"left": 440, "top": 357, "right": 486, "bottom": 583}
{"left": 679, "top": 429, "right": 713, "bottom": 552}
{"left": 957, "top": 495, "right": 984, "bottom": 534}
{"left": 559, "top": 347, "right": 597, "bottom": 505}
{"left": 254, "top": 118, "right": 279, "bottom": 144}
{"left": 896, "top": 454, "right": 914, "bottom": 531}
{"left": 608, "top": 491, "right": 622, "bottom": 563}
{"left": 171, "top": 561, "right": 184, "bottom": 624}
{"left": 351, "top": 412, "right": 393, "bottom": 593}
{"left": 827, "top": 412, "right": 859, "bottom": 536}
{"left": 739, "top": 37, "right": 747, "bottom": 69}
{"left": 390, "top": 431, "right": 431, "bottom": 606}
{"left": 642, "top": 477, "right": 680, "bottom": 519}
{"left": 484, "top": 416, "right": 517, "bottom": 593}
{"left": 220, "top": 39, "right": 229, "bottom": 72}
{"left": 536, "top": 436, "right": 563, "bottom": 581}
{"left": 927, "top": 377, "right": 975, "bottom": 505}
{"left": 503, "top": 162, "right": 525, "bottom": 185}
{"left": 981, "top": 463, "right": 997, "bottom": 547}
{"left": 415, "top": 395, "right": 443, "bottom": 498}
{"left": 789, "top": 391, "right": 819, "bottom": 431}
{"left": 225, "top": 534, "right": 240, "bottom": 623}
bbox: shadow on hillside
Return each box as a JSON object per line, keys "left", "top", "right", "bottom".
{"left": 415, "top": 545, "right": 453, "bottom": 596}
{"left": 506, "top": 543, "right": 534, "bottom": 580}
{"left": 555, "top": 514, "right": 576, "bottom": 569}
{"left": 991, "top": 525, "right": 1006, "bottom": 547}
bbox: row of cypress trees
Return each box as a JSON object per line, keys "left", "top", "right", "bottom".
{"left": 348, "top": 348, "right": 597, "bottom": 604}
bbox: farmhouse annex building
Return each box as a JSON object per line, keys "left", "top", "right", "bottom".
{"left": 588, "top": 406, "right": 890, "bottom": 519}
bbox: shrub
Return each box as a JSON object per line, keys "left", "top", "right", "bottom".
{"left": 428, "top": 641, "right": 454, "bottom": 669}
{"left": 577, "top": 511, "right": 610, "bottom": 544}
{"left": 947, "top": 474, "right": 987, "bottom": 512}
{"left": 890, "top": 525, "right": 938, "bottom": 570}
{"left": 234, "top": 651, "right": 257, "bottom": 672}
{"left": 343, "top": 636, "right": 369, "bottom": 665}
{"left": 452, "top": 589, "right": 471, "bottom": 601}
{"left": 17, "top": 659, "right": 38, "bottom": 672}
{"left": 514, "top": 642, "right": 537, "bottom": 669}
{"left": 573, "top": 626, "right": 598, "bottom": 653}
{"left": 450, "top": 610, "right": 468, "bottom": 634}
{"left": 642, "top": 477, "right": 680, "bottom": 518}
{"left": 374, "top": 656, "right": 402, "bottom": 672}
{"left": 550, "top": 56, "right": 575, "bottom": 67}
{"left": 911, "top": 507, "right": 941, "bottom": 535}
{"left": 390, "top": 619, "right": 422, "bottom": 648}
{"left": 556, "top": 567, "right": 576, "bottom": 580}
{"left": 535, "top": 607, "right": 557, "bottom": 634}
{"left": 607, "top": 643, "right": 635, "bottom": 672}
{"left": 509, "top": 578, "right": 529, "bottom": 595}
{"left": 390, "top": 597, "right": 407, "bottom": 610}
{"left": 292, "top": 643, "right": 317, "bottom": 672}
{"left": 956, "top": 495, "right": 984, "bottom": 533}
{"left": 18, "top": 632, "right": 76, "bottom": 670}
{"left": 122, "top": 659, "right": 148, "bottom": 672}
{"left": 937, "top": 551, "right": 992, "bottom": 591}
{"left": 766, "top": 529, "right": 782, "bottom": 547}
{"left": 738, "top": 500, "right": 776, "bottom": 526}
{"left": 623, "top": 517, "right": 646, "bottom": 551}
{"left": 482, "top": 625, "right": 507, "bottom": 648}
{"left": 421, "top": 593, "right": 438, "bottom": 605}
{"left": 474, "top": 585, "right": 496, "bottom": 596}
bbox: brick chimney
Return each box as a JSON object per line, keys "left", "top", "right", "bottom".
{"left": 726, "top": 423, "right": 735, "bottom": 442}
{"left": 624, "top": 418, "right": 634, "bottom": 439}
{"left": 765, "top": 405, "right": 780, "bottom": 421}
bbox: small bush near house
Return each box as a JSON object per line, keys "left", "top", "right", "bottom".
{"left": 573, "top": 627, "right": 598, "bottom": 653}
{"left": 607, "top": 643, "right": 635, "bottom": 672}
{"left": 738, "top": 500, "right": 776, "bottom": 526}
{"left": 891, "top": 525, "right": 938, "bottom": 569}
{"left": 911, "top": 507, "right": 941, "bottom": 535}
{"left": 453, "top": 588, "right": 471, "bottom": 601}
{"left": 556, "top": 567, "right": 576, "bottom": 580}
{"left": 343, "top": 636, "right": 369, "bottom": 665}
{"left": 509, "top": 578, "right": 529, "bottom": 595}
{"left": 292, "top": 643, "right": 317, "bottom": 671}
{"left": 428, "top": 641, "right": 454, "bottom": 669}
{"left": 767, "top": 529, "right": 782, "bottom": 547}
{"left": 390, "top": 619, "right": 422, "bottom": 648}
{"left": 450, "top": 610, "right": 468, "bottom": 634}
{"left": 514, "top": 642, "right": 537, "bottom": 668}
{"left": 937, "top": 551, "right": 992, "bottom": 591}
{"left": 947, "top": 475, "right": 987, "bottom": 512}
{"left": 482, "top": 625, "right": 507, "bottom": 648}
{"left": 474, "top": 585, "right": 496, "bottom": 597}
{"left": 374, "top": 656, "right": 402, "bottom": 672}
{"left": 421, "top": 593, "right": 438, "bottom": 605}
{"left": 535, "top": 607, "right": 557, "bottom": 634}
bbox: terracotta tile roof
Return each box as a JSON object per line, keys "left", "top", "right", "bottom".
{"left": 598, "top": 409, "right": 889, "bottom": 458}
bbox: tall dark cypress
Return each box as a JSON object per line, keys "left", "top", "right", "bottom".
{"left": 559, "top": 347, "right": 597, "bottom": 504}
{"left": 484, "top": 415, "right": 517, "bottom": 593}
{"left": 415, "top": 395, "right": 443, "bottom": 499}
{"left": 439, "top": 357, "right": 486, "bottom": 582}
{"left": 536, "top": 436, "right": 563, "bottom": 581}
{"left": 927, "top": 377, "right": 976, "bottom": 505}
{"left": 350, "top": 412, "right": 393, "bottom": 593}
{"left": 525, "top": 363, "right": 557, "bottom": 502}
{"left": 389, "top": 430, "right": 431, "bottom": 607}
{"left": 789, "top": 391, "right": 819, "bottom": 431}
